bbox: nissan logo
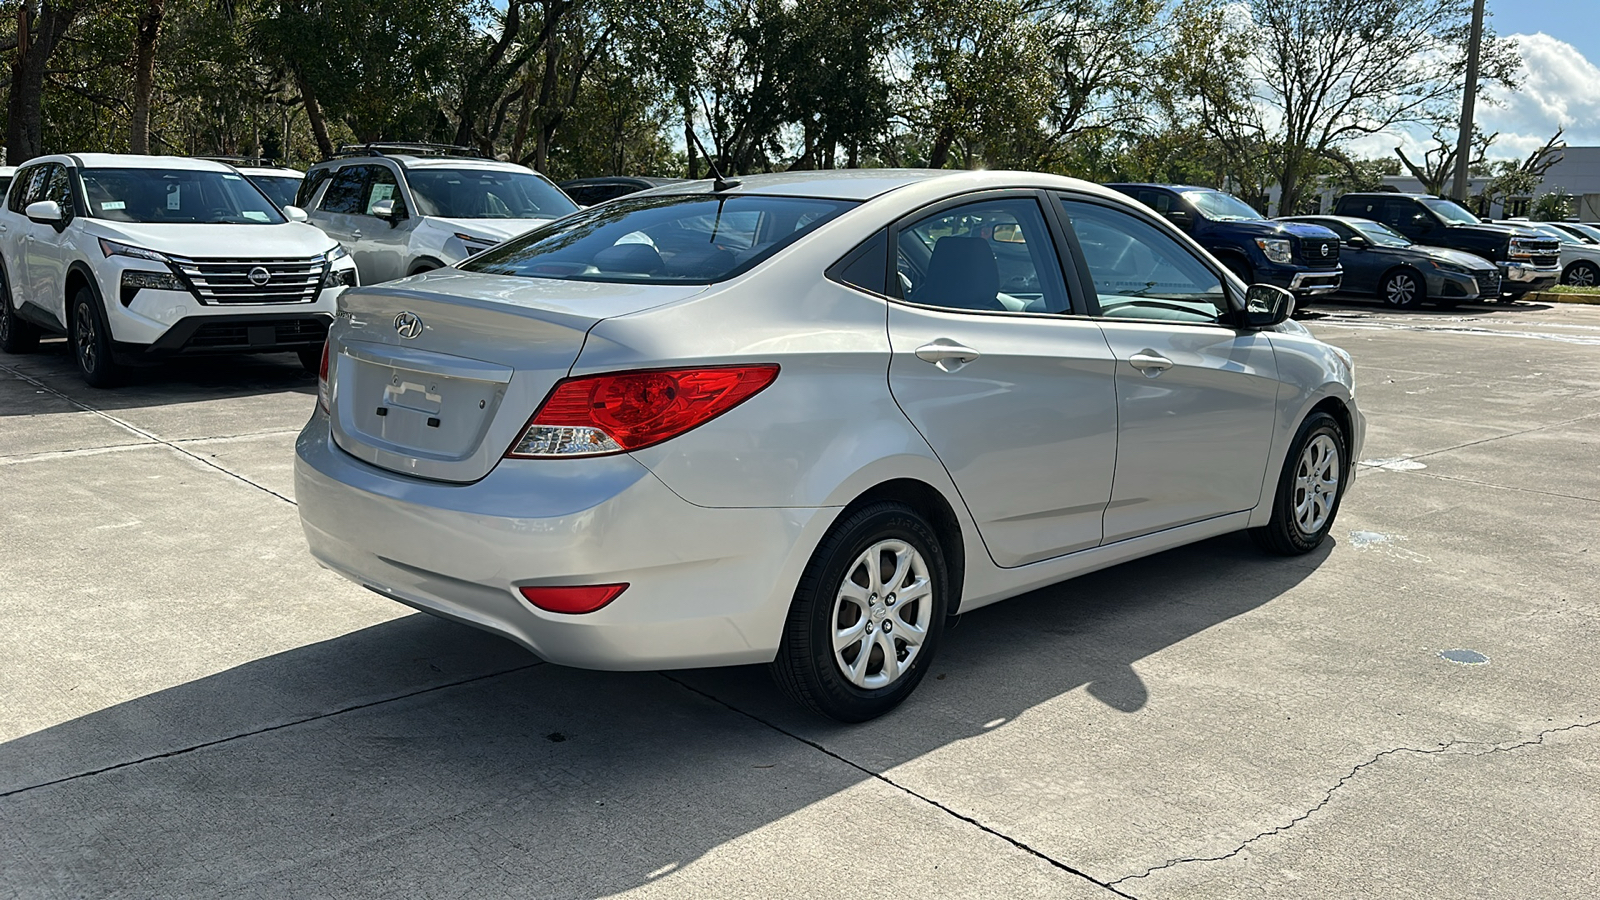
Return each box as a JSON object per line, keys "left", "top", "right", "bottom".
{"left": 247, "top": 266, "right": 271, "bottom": 286}
{"left": 394, "top": 311, "right": 424, "bottom": 340}
{"left": 1320, "top": 243, "right": 1330, "bottom": 257}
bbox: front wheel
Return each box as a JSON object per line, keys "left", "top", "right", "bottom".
{"left": 1250, "top": 412, "right": 1347, "bottom": 556}
{"left": 771, "top": 501, "right": 949, "bottom": 722}
{"left": 1562, "top": 261, "right": 1598, "bottom": 288}
{"left": 71, "top": 287, "right": 122, "bottom": 388}
{"left": 1380, "top": 269, "right": 1424, "bottom": 309}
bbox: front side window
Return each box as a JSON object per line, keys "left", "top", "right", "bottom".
{"left": 318, "top": 165, "right": 371, "bottom": 215}
{"left": 361, "top": 166, "right": 406, "bottom": 218}
{"left": 42, "top": 165, "right": 74, "bottom": 217}
{"left": 8, "top": 165, "right": 42, "bottom": 213}
{"left": 1061, "top": 198, "right": 1227, "bottom": 325}
{"left": 894, "top": 197, "right": 1070, "bottom": 314}
{"left": 463, "top": 194, "right": 855, "bottom": 284}
{"left": 79, "top": 168, "right": 286, "bottom": 225}
{"left": 1419, "top": 197, "right": 1480, "bottom": 225}
{"left": 1181, "top": 190, "right": 1264, "bottom": 222}
{"left": 406, "top": 168, "right": 578, "bottom": 219}
{"left": 1348, "top": 220, "right": 1411, "bottom": 247}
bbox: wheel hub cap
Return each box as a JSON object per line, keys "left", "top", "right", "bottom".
{"left": 1293, "top": 434, "right": 1340, "bottom": 535}
{"left": 831, "top": 539, "right": 933, "bottom": 690}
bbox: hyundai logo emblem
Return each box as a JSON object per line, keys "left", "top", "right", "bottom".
{"left": 394, "top": 311, "right": 423, "bottom": 340}
{"left": 248, "top": 266, "right": 271, "bottom": 286}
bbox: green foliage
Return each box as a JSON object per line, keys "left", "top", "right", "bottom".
{"left": 1531, "top": 188, "right": 1572, "bottom": 222}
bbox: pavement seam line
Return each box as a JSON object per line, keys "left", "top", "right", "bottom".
{"left": 1382, "top": 410, "right": 1600, "bottom": 466}
{"left": 1108, "top": 718, "right": 1600, "bottom": 886}
{"left": 0, "top": 663, "right": 543, "bottom": 801}
{"left": 658, "top": 673, "right": 1142, "bottom": 900}
{"left": 1404, "top": 469, "right": 1600, "bottom": 504}
{"left": 0, "top": 361, "right": 297, "bottom": 506}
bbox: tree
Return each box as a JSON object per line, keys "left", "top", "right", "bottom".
{"left": 129, "top": 0, "right": 163, "bottom": 153}
{"left": 1396, "top": 126, "right": 1494, "bottom": 196}
{"left": 7, "top": 0, "right": 91, "bottom": 161}
{"left": 1180, "top": 0, "right": 1521, "bottom": 214}
{"left": 1475, "top": 128, "right": 1565, "bottom": 214}
{"left": 1531, "top": 188, "right": 1571, "bottom": 222}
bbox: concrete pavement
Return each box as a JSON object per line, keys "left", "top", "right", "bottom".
{"left": 2, "top": 298, "right": 1597, "bottom": 898}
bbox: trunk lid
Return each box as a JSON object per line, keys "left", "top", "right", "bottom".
{"left": 327, "top": 270, "right": 706, "bottom": 482}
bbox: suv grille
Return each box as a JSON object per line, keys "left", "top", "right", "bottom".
{"left": 169, "top": 255, "right": 327, "bottom": 305}
{"left": 1298, "top": 237, "right": 1340, "bottom": 267}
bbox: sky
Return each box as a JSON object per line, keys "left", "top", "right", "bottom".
{"left": 1348, "top": 0, "right": 1600, "bottom": 161}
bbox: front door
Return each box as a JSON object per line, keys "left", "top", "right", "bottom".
{"left": 352, "top": 164, "right": 412, "bottom": 284}
{"left": 886, "top": 194, "right": 1119, "bottom": 567}
{"left": 24, "top": 164, "right": 75, "bottom": 326}
{"left": 1056, "top": 195, "right": 1281, "bottom": 544}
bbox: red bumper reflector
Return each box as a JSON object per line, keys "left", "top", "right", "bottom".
{"left": 518, "top": 583, "right": 628, "bottom": 614}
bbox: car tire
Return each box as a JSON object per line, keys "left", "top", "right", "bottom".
{"left": 1380, "top": 268, "right": 1424, "bottom": 309}
{"left": 771, "top": 501, "right": 949, "bottom": 722}
{"left": 1562, "top": 260, "right": 1598, "bottom": 287}
{"left": 1250, "top": 411, "right": 1347, "bottom": 556}
{"left": 1, "top": 268, "right": 40, "bottom": 354}
{"left": 297, "top": 346, "right": 322, "bottom": 374}
{"left": 70, "top": 286, "right": 122, "bottom": 388}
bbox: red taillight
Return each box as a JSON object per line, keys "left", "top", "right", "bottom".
{"left": 506, "top": 365, "right": 779, "bottom": 458}
{"left": 518, "top": 583, "right": 628, "bottom": 614}
{"left": 316, "top": 339, "right": 331, "bottom": 413}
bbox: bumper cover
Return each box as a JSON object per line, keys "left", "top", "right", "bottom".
{"left": 1287, "top": 269, "right": 1342, "bottom": 294}
{"left": 294, "top": 415, "right": 828, "bottom": 670}
{"left": 1500, "top": 262, "right": 1559, "bottom": 294}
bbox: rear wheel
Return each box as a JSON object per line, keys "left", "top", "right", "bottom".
{"left": 1250, "top": 412, "right": 1346, "bottom": 556}
{"left": 0, "top": 268, "right": 40, "bottom": 354}
{"left": 71, "top": 286, "right": 122, "bottom": 388}
{"left": 1380, "top": 269, "right": 1424, "bottom": 309}
{"left": 1562, "top": 260, "right": 1598, "bottom": 287}
{"left": 771, "top": 501, "right": 949, "bottom": 722}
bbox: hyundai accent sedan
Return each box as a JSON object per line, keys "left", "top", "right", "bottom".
{"left": 296, "top": 169, "right": 1363, "bottom": 722}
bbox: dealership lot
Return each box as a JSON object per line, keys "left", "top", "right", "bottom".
{"left": 2, "top": 299, "right": 1597, "bottom": 898}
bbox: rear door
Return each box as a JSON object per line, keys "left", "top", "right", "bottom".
{"left": 1056, "top": 194, "right": 1280, "bottom": 544}
{"left": 885, "top": 192, "right": 1119, "bottom": 567}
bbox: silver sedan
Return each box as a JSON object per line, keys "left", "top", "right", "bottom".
{"left": 295, "top": 169, "right": 1363, "bottom": 722}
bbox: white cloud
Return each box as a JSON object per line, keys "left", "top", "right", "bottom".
{"left": 1476, "top": 33, "right": 1600, "bottom": 157}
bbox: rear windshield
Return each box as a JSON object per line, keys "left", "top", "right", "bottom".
{"left": 80, "top": 168, "right": 286, "bottom": 224}
{"left": 462, "top": 194, "right": 857, "bottom": 284}
{"left": 406, "top": 168, "right": 577, "bottom": 219}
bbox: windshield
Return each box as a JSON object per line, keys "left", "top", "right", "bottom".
{"left": 246, "top": 174, "right": 302, "bottom": 210}
{"left": 1181, "top": 190, "right": 1265, "bottom": 222}
{"left": 1522, "top": 222, "right": 1577, "bottom": 243}
{"left": 406, "top": 168, "right": 578, "bottom": 219}
{"left": 463, "top": 194, "right": 857, "bottom": 284}
{"left": 81, "top": 168, "right": 286, "bottom": 225}
{"left": 1349, "top": 220, "right": 1411, "bottom": 247}
{"left": 1419, "top": 197, "right": 1480, "bottom": 225}
{"left": 1561, "top": 222, "right": 1600, "bottom": 243}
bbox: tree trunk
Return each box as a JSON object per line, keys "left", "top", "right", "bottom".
{"left": 511, "top": 71, "right": 536, "bottom": 163}
{"left": 926, "top": 123, "right": 956, "bottom": 169}
{"left": 532, "top": 34, "right": 560, "bottom": 173}
{"left": 7, "top": 0, "right": 86, "bottom": 162}
{"left": 129, "top": 0, "right": 164, "bottom": 154}
{"left": 294, "top": 69, "right": 334, "bottom": 159}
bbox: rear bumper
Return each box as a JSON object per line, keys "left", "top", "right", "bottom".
{"left": 294, "top": 412, "right": 829, "bottom": 670}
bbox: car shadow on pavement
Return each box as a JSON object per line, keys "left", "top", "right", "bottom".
{"left": 0, "top": 533, "right": 1330, "bottom": 897}
{"left": 0, "top": 338, "right": 313, "bottom": 417}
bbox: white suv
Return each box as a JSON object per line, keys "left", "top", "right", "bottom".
{"left": 298, "top": 144, "right": 578, "bottom": 284}
{"left": 197, "top": 157, "right": 305, "bottom": 211}
{"left": 0, "top": 154, "right": 357, "bottom": 386}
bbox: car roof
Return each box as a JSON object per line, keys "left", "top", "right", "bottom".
{"left": 629, "top": 168, "right": 1121, "bottom": 203}
{"left": 558, "top": 176, "right": 682, "bottom": 189}
{"left": 1280, "top": 215, "right": 1377, "bottom": 226}
{"left": 1106, "top": 183, "right": 1218, "bottom": 193}
{"left": 308, "top": 154, "right": 539, "bottom": 175}
{"left": 39, "top": 153, "right": 238, "bottom": 172}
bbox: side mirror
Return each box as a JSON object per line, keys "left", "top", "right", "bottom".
{"left": 281, "top": 205, "right": 309, "bottom": 223}
{"left": 1344, "top": 235, "right": 1369, "bottom": 249}
{"left": 1241, "top": 283, "right": 1294, "bottom": 328}
{"left": 370, "top": 199, "right": 402, "bottom": 226}
{"left": 25, "top": 200, "right": 63, "bottom": 225}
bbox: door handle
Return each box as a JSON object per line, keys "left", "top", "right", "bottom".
{"left": 351, "top": 229, "right": 363, "bottom": 240}
{"left": 915, "top": 340, "right": 981, "bottom": 372}
{"left": 1129, "top": 351, "right": 1174, "bottom": 376}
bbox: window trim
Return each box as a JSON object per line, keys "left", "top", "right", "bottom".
{"left": 885, "top": 188, "right": 1085, "bottom": 320}
{"left": 1050, "top": 190, "right": 1244, "bottom": 330}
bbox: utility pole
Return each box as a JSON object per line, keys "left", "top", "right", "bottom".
{"left": 1452, "top": 0, "right": 1486, "bottom": 202}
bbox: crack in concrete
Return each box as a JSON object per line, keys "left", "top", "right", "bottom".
{"left": 1109, "top": 718, "right": 1600, "bottom": 886}
{"left": 0, "top": 663, "right": 542, "bottom": 801}
{"left": 0, "top": 362, "right": 296, "bottom": 505}
{"left": 659, "top": 673, "right": 1142, "bottom": 899}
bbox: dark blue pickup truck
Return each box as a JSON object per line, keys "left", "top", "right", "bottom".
{"left": 1107, "top": 184, "right": 1343, "bottom": 299}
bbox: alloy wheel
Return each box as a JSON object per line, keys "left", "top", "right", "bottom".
{"left": 74, "top": 300, "right": 98, "bottom": 374}
{"left": 1293, "top": 434, "right": 1340, "bottom": 536}
{"left": 831, "top": 539, "right": 933, "bottom": 690}
{"left": 1565, "top": 263, "right": 1597, "bottom": 287}
{"left": 1384, "top": 273, "right": 1417, "bottom": 307}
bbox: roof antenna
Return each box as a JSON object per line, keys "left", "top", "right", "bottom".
{"left": 687, "top": 126, "right": 740, "bottom": 193}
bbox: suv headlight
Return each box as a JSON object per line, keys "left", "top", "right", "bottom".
{"left": 454, "top": 232, "right": 499, "bottom": 250}
{"left": 322, "top": 265, "right": 357, "bottom": 289}
{"left": 327, "top": 245, "right": 349, "bottom": 261}
{"left": 120, "top": 270, "right": 184, "bottom": 292}
{"left": 99, "top": 238, "right": 170, "bottom": 263}
{"left": 1255, "top": 238, "right": 1293, "bottom": 264}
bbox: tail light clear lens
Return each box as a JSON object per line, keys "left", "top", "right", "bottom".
{"left": 518, "top": 583, "right": 628, "bottom": 614}
{"left": 507, "top": 364, "right": 779, "bottom": 458}
{"left": 316, "top": 339, "right": 331, "bottom": 413}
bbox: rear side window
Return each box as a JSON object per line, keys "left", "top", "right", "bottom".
{"left": 318, "top": 165, "right": 370, "bottom": 215}
{"left": 463, "top": 194, "right": 857, "bottom": 285}
{"left": 827, "top": 229, "right": 889, "bottom": 295}
{"left": 297, "top": 167, "right": 333, "bottom": 209}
